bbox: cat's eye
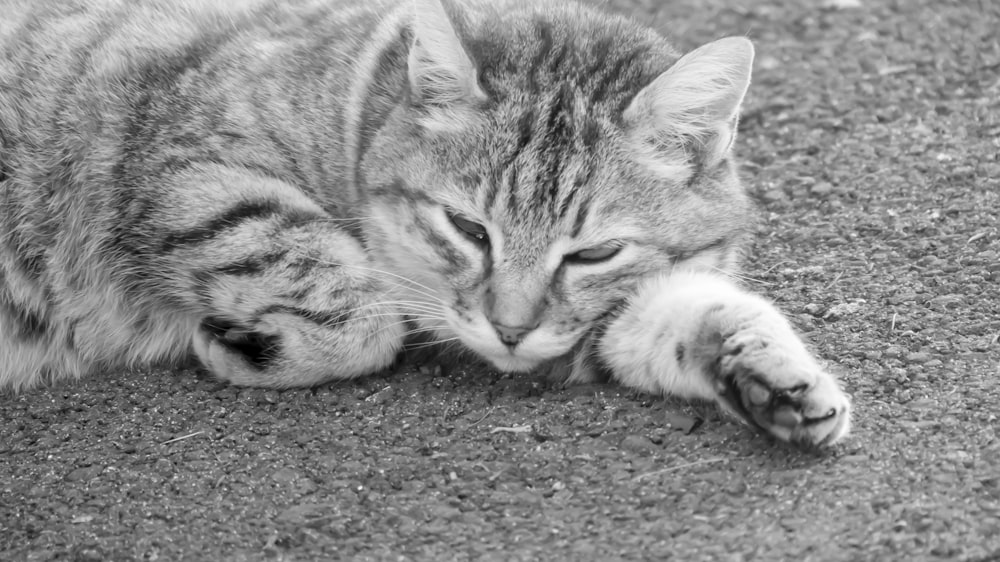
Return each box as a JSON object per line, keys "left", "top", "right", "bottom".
{"left": 564, "top": 244, "right": 622, "bottom": 264}
{"left": 447, "top": 213, "right": 489, "bottom": 245}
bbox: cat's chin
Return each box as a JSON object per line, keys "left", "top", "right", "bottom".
{"left": 481, "top": 353, "right": 544, "bottom": 374}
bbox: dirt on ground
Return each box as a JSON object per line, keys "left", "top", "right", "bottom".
{"left": 2, "top": 0, "right": 999, "bottom": 560}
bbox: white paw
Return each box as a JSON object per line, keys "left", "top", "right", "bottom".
{"left": 714, "top": 332, "right": 851, "bottom": 447}
{"left": 191, "top": 310, "right": 404, "bottom": 389}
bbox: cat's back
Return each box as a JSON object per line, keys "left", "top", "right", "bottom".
{"left": 0, "top": 0, "right": 398, "bottom": 200}
{"left": 0, "top": 0, "right": 407, "bottom": 134}
{"left": 1, "top": 0, "right": 271, "bottom": 86}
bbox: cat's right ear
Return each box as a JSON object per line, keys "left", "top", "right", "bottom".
{"left": 625, "top": 37, "right": 754, "bottom": 169}
{"left": 408, "top": 0, "right": 487, "bottom": 107}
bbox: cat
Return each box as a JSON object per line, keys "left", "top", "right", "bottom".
{"left": 0, "top": 0, "right": 850, "bottom": 447}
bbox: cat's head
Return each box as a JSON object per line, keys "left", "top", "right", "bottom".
{"left": 360, "top": 0, "right": 754, "bottom": 372}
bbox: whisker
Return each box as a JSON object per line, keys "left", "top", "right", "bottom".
{"left": 287, "top": 245, "right": 446, "bottom": 304}
{"left": 706, "top": 266, "right": 772, "bottom": 286}
{"left": 404, "top": 337, "right": 462, "bottom": 351}
{"left": 400, "top": 326, "right": 450, "bottom": 339}
{"left": 310, "top": 216, "right": 377, "bottom": 223}
{"left": 344, "top": 314, "right": 444, "bottom": 327}
{"left": 337, "top": 300, "right": 443, "bottom": 316}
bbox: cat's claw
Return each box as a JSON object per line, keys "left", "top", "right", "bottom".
{"left": 714, "top": 334, "right": 851, "bottom": 448}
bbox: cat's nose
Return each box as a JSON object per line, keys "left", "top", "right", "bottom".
{"left": 492, "top": 322, "right": 536, "bottom": 346}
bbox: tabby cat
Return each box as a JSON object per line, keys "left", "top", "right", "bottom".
{"left": 0, "top": 0, "right": 851, "bottom": 447}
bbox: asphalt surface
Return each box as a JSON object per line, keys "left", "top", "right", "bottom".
{"left": 3, "top": 0, "right": 999, "bottom": 560}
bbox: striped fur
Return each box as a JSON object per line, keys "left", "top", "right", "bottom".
{"left": 1, "top": 0, "right": 850, "bottom": 446}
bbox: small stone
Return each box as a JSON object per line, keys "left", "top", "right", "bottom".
{"left": 65, "top": 465, "right": 103, "bottom": 482}
{"left": 757, "top": 56, "right": 781, "bottom": 70}
{"left": 883, "top": 346, "right": 904, "bottom": 359}
{"left": 276, "top": 503, "right": 332, "bottom": 524}
{"left": 73, "top": 547, "right": 104, "bottom": 562}
{"left": 761, "top": 189, "right": 787, "bottom": 203}
{"left": 296, "top": 479, "right": 318, "bottom": 495}
{"left": 664, "top": 412, "right": 701, "bottom": 434}
{"left": 513, "top": 490, "right": 543, "bottom": 505}
{"left": 888, "top": 291, "right": 918, "bottom": 305}
{"left": 928, "top": 295, "right": 964, "bottom": 309}
{"left": 823, "top": 0, "right": 862, "bottom": 9}
{"left": 810, "top": 182, "right": 834, "bottom": 196}
{"left": 271, "top": 467, "right": 301, "bottom": 483}
{"left": 905, "top": 352, "right": 933, "bottom": 364}
{"left": 823, "top": 301, "right": 864, "bottom": 319}
{"left": 153, "top": 458, "right": 174, "bottom": 475}
{"left": 620, "top": 434, "right": 658, "bottom": 454}
{"left": 427, "top": 504, "right": 463, "bottom": 520}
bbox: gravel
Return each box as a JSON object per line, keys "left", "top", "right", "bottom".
{"left": 3, "top": 0, "right": 999, "bottom": 560}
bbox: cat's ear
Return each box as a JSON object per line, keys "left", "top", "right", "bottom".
{"left": 408, "top": 0, "right": 486, "bottom": 106}
{"left": 625, "top": 37, "right": 754, "bottom": 167}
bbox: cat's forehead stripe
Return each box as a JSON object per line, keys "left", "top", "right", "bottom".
{"left": 513, "top": 15, "right": 654, "bottom": 106}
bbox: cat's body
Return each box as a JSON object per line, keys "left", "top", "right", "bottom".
{"left": 0, "top": 0, "right": 850, "bottom": 446}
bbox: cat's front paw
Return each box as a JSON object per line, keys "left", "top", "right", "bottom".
{"left": 191, "top": 307, "right": 403, "bottom": 388}
{"left": 714, "top": 332, "right": 851, "bottom": 448}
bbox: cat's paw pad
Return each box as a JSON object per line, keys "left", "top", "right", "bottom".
{"left": 714, "top": 334, "right": 851, "bottom": 448}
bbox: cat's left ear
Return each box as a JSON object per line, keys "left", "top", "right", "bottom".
{"left": 625, "top": 37, "right": 754, "bottom": 167}
{"left": 408, "top": 0, "right": 487, "bottom": 106}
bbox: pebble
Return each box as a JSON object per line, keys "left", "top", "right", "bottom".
{"left": 804, "top": 303, "right": 825, "bottom": 316}
{"left": 905, "top": 352, "right": 933, "bottom": 364}
{"left": 426, "top": 504, "right": 462, "bottom": 520}
{"left": 72, "top": 547, "right": 104, "bottom": 562}
{"left": 761, "top": 189, "right": 787, "bottom": 203}
{"left": 810, "top": 182, "right": 835, "bottom": 196}
{"left": 883, "top": 346, "right": 904, "bottom": 359}
{"left": 65, "top": 465, "right": 103, "bottom": 482}
{"left": 888, "top": 292, "right": 918, "bottom": 304}
{"left": 823, "top": 301, "right": 864, "bottom": 319}
{"left": 275, "top": 503, "right": 332, "bottom": 524}
{"left": 512, "top": 490, "right": 543, "bottom": 505}
{"left": 271, "top": 467, "right": 301, "bottom": 483}
{"left": 928, "top": 295, "right": 964, "bottom": 308}
{"left": 296, "top": 479, "right": 318, "bottom": 495}
{"left": 153, "top": 458, "right": 174, "bottom": 476}
{"left": 620, "top": 434, "right": 658, "bottom": 454}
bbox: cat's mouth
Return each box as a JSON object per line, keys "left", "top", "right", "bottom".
{"left": 462, "top": 329, "right": 560, "bottom": 373}
{"left": 436, "top": 311, "right": 581, "bottom": 373}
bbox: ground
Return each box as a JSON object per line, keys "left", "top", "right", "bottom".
{"left": 2, "top": 0, "right": 999, "bottom": 560}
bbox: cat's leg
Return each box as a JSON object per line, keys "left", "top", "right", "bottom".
{"left": 151, "top": 164, "right": 406, "bottom": 388}
{"left": 598, "top": 271, "right": 851, "bottom": 447}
